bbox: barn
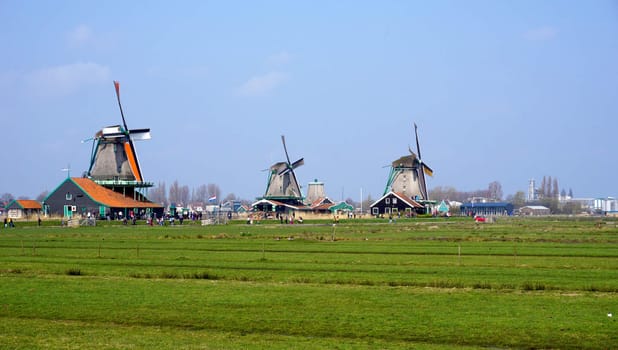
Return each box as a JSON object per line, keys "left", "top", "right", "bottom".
{"left": 43, "top": 177, "right": 164, "bottom": 219}
{"left": 5, "top": 199, "right": 42, "bottom": 219}
{"left": 519, "top": 205, "right": 550, "bottom": 216}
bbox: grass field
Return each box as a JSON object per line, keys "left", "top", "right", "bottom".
{"left": 1, "top": 216, "right": 617, "bottom": 349}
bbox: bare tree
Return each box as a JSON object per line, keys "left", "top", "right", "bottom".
{"left": 179, "top": 185, "right": 190, "bottom": 206}
{"left": 149, "top": 182, "right": 168, "bottom": 207}
{"left": 192, "top": 185, "right": 208, "bottom": 204}
{"left": 488, "top": 181, "right": 503, "bottom": 200}
{"left": 224, "top": 193, "right": 238, "bottom": 203}
{"left": 36, "top": 190, "right": 49, "bottom": 202}
{"left": 510, "top": 191, "right": 526, "bottom": 208}
{"left": 429, "top": 186, "right": 460, "bottom": 201}
{"left": 345, "top": 197, "right": 359, "bottom": 208}
{"left": 0, "top": 193, "right": 14, "bottom": 206}
{"left": 361, "top": 194, "right": 374, "bottom": 213}
{"left": 207, "top": 183, "right": 221, "bottom": 203}
{"left": 552, "top": 178, "right": 559, "bottom": 199}
{"left": 169, "top": 180, "right": 182, "bottom": 205}
{"left": 539, "top": 176, "right": 547, "bottom": 199}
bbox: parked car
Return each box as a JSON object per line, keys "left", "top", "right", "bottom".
{"left": 474, "top": 215, "right": 486, "bottom": 222}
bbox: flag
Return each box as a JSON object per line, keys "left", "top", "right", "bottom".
{"left": 208, "top": 195, "right": 217, "bottom": 202}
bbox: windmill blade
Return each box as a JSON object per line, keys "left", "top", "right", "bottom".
{"left": 279, "top": 158, "right": 305, "bottom": 175}
{"left": 113, "top": 81, "right": 143, "bottom": 182}
{"left": 291, "top": 158, "right": 304, "bottom": 169}
{"left": 114, "top": 81, "right": 129, "bottom": 133}
{"left": 414, "top": 123, "right": 422, "bottom": 160}
{"left": 416, "top": 166, "right": 428, "bottom": 200}
{"left": 129, "top": 128, "right": 151, "bottom": 141}
{"left": 422, "top": 163, "right": 434, "bottom": 177}
{"left": 279, "top": 135, "right": 303, "bottom": 198}
{"left": 281, "top": 135, "right": 292, "bottom": 165}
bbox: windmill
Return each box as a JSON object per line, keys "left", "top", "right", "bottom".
{"left": 85, "top": 81, "right": 153, "bottom": 200}
{"left": 262, "top": 135, "right": 304, "bottom": 204}
{"left": 383, "top": 123, "right": 433, "bottom": 200}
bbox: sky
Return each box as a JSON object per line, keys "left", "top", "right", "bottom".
{"left": 1, "top": 1, "right": 617, "bottom": 202}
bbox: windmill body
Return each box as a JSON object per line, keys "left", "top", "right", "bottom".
{"left": 256, "top": 136, "right": 305, "bottom": 210}
{"left": 264, "top": 161, "right": 303, "bottom": 199}
{"left": 385, "top": 154, "right": 425, "bottom": 200}
{"left": 85, "top": 82, "right": 153, "bottom": 201}
{"left": 88, "top": 125, "right": 151, "bottom": 182}
{"left": 383, "top": 124, "right": 433, "bottom": 201}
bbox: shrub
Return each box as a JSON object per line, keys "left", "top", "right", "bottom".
{"left": 66, "top": 268, "right": 82, "bottom": 276}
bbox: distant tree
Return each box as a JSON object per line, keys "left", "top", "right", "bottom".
{"left": 192, "top": 185, "right": 208, "bottom": 203}
{"left": 17, "top": 195, "right": 29, "bottom": 200}
{"left": 207, "top": 183, "right": 221, "bottom": 203}
{"left": 360, "top": 194, "right": 374, "bottom": 214}
{"left": 36, "top": 190, "right": 49, "bottom": 202}
{"left": 569, "top": 188, "right": 573, "bottom": 198}
{"left": 560, "top": 189, "right": 566, "bottom": 199}
{"left": 149, "top": 182, "right": 168, "bottom": 207}
{"left": 429, "top": 186, "right": 460, "bottom": 201}
{"left": 547, "top": 176, "right": 552, "bottom": 198}
{"left": 169, "top": 180, "right": 182, "bottom": 205}
{"left": 560, "top": 201, "right": 582, "bottom": 215}
{"left": 539, "top": 176, "right": 547, "bottom": 199}
{"left": 540, "top": 198, "right": 559, "bottom": 214}
{"left": 345, "top": 197, "right": 359, "bottom": 208}
{"left": 552, "top": 178, "right": 559, "bottom": 198}
{"left": 0, "top": 193, "right": 14, "bottom": 206}
{"left": 488, "top": 181, "right": 503, "bottom": 200}
{"left": 223, "top": 193, "right": 238, "bottom": 203}
{"left": 510, "top": 191, "right": 526, "bottom": 208}
{"left": 179, "top": 185, "right": 190, "bottom": 206}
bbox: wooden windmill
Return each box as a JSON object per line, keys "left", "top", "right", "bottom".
{"left": 262, "top": 135, "right": 304, "bottom": 204}
{"left": 86, "top": 81, "right": 153, "bottom": 199}
{"left": 383, "top": 123, "right": 433, "bottom": 200}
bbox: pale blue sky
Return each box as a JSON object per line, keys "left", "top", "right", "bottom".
{"left": 1, "top": 1, "right": 617, "bottom": 201}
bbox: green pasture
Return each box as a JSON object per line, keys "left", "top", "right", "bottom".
{"left": 1, "top": 217, "right": 617, "bottom": 349}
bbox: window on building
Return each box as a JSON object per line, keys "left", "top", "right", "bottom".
{"left": 372, "top": 207, "right": 378, "bottom": 215}
{"left": 385, "top": 198, "right": 390, "bottom": 204}
{"left": 392, "top": 198, "right": 398, "bottom": 204}
{"left": 65, "top": 192, "right": 72, "bottom": 200}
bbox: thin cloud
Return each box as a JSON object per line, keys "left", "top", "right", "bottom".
{"left": 238, "top": 71, "right": 289, "bottom": 97}
{"left": 267, "top": 51, "right": 293, "bottom": 65}
{"left": 67, "top": 24, "right": 93, "bottom": 47}
{"left": 524, "top": 26, "right": 558, "bottom": 41}
{"left": 24, "top": 62, "right": 111, "bottom": 97}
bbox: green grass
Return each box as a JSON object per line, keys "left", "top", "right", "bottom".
{"left": 1, "top": 217, "right": 617, "bottom": 349}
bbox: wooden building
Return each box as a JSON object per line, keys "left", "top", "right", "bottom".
{"left": 369, "top": 191, "right": 424, "bottom": 217}
{"left": 43, "top": 177, "right": 163, "bottom": 219}
{"left": 5, "top": 199, "right": 42, "bottom": 219}
{"left": 519, "top": 205, "right": 550, "bottom": 216}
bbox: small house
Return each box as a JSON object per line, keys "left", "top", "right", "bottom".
{"left": 44, "top": 177, "right": 164, "bottom": 219}
{"left": 369, "top": 191, "right": 424, "bottom": 217}
{"left": 5, "top": 199, "right": 42, "bottom": 219}
{"left": 519, "top": 205, "right": 550, "bottom": 216}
